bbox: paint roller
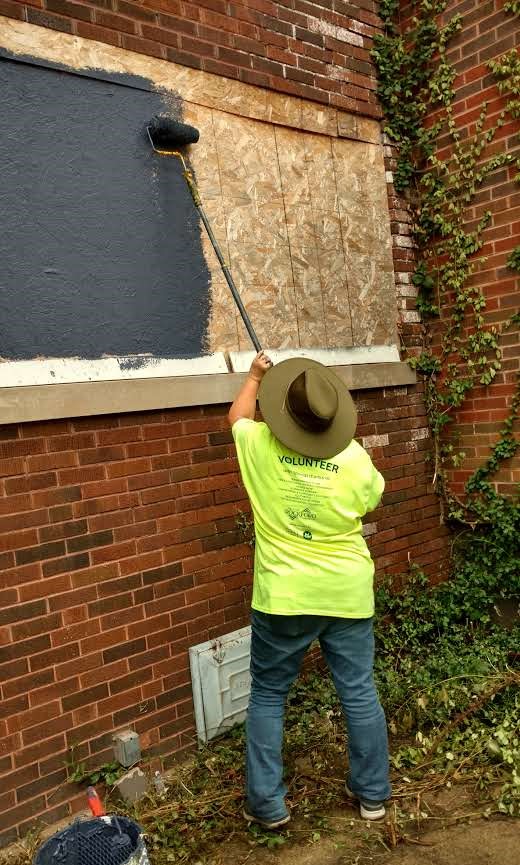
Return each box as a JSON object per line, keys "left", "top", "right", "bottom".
{"left": 147, "top": 116, "right": 262, "bottom": 353}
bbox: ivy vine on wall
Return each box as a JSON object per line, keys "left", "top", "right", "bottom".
{"left": 372, "top": 1, "right": 519, "bottom": 598}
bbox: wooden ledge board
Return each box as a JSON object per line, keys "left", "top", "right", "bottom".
{"left": 0, "top": 363, "right": 416, "bottom": 425}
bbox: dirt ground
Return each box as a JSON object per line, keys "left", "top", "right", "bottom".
{"left": 380, "top": 821, "right": 519, "bottom": 865}
{"left": 206, "top": 785, "right": 520, "bottom": 865}
{"left": 210, "top": 812, "right": 520, "bottom": 865}
{"left": 1, "top": 787, "right": 518, "bottom": 865}
{"left": 245, "top": 818, "right": 520, "bottom": 865}
{"left": 1, "top": 811, "right": 518, "bottom": 865}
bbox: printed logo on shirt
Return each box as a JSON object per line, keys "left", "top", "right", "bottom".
{"left": 285, "top": 507, "right": 317, "bottom": 521}
{"left": 303, "top": 530, "right": 313, "bottom": 540}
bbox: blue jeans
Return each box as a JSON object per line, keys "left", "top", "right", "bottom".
{"left": 246, "top": 611, "right": 391, "bottom": 822}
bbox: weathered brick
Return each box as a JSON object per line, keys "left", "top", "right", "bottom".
{"left": 80, "top": 658, "right": 128, "bottom": 689}
{"left": 66, "top": 530, "right": 113, "bottom": 553}
{"left": 70, "top": 562, "right": 119, "bottom": 589}
{"left": 17, "top": 768, "right": 68, "bottom": 803}
{"left": 42, "top": 553, "right": 90, "bottom": 578}
{"left": 103, "top": 638, "right": 146, "bottom": 665}
{"left": 0, "top": 794, "right": 47, "bottom": 833}
{"left": 0, "top": 695, "right": 29, "bottom": 723}
{"left": 39, "top": 519, "right": 88, "bottom": 543}
{"left": 3, "top": 668, "right": 55, "bottom": 700}
{"left": 155, "top": 683, "right": 192, "bottom": 710}
{"left": 87, "top": 511, "right": 133, "bottom": 534}
{"left": 29, "top": 675, "right": 80, "bottom": 708}
{"left": 78, "top": 445, "right": 125, "bottom": 465}
{"left": 30, "top": 642, "right": 80, "bottom": 673}
{"left": 0, "top": 552, "right": 15, "bottom": 573}
{"left": 7, "top": 700, "right": 62, "bottom": 735}
{"left": 79, "top": 626, "right": 127, "bottom": 657}
{"left": 129, "top": 644, "right": 169, "bottom": 672}
{"left": 15, "top": 540, "right": 66, "bottom": 566}
{"left": 0, "top": 633, "right": 51, "bottom": 665}
{"left": 51, "top": 618, "right": 100, "bottom": 648}
{"left": 0, "top": 658, "right": 29, "bottom": 684}
{"left": 32, "top": 486, "right": 82, "bottom": 508}
{"left": 126, "top": 439, "right": 168, "bottom": 458}
{"left": 96, "top": 573, "right": 142, "bottom": 599}
{"left": 95, "top": 9, "right": 137, "bottom": 34}
{"left": 62, "top": 683, "right": 109, "bottom": 712}
{"left": 20, "top": 707, "right": 73, "bottom": 746}
{"left": 46, "top": 585, "right": 97, "bottom": 614}
{"left": 12, "top": 735, "right": 64, "bottom": 770}
{"left": 0, "top": 528, "right": 39, "bottom": 554}
{"left": 142, "top": 562, "right": 183, "bottom": 586}
{"left": 0, "top": 457, "right": 25, "bottom": 478}
{"left": 127, "top": 612, "right": 170, "bottom": 640}
{"left": 11, "top": 613, "right": 62, "bottom": 641}
{"left": 81, "top": 479, "right": 126, "bottom": 499}
{"left": 49, "top": 504, "right": 74, "bottom": 524}
{"left": 57, "top": 610, "right": 93, "bottom": 644}
{"left": 189, "top": 608, "right": 226, "bottom": 634}
{"left": 87, "top": 590, "right": 133, "bottom": 619}
{"left": 19, "top": 574, "right": 72, "bottom": 602}
{"left": 166, "top": 46, "right": 203, "bottom": 68}
{"left": 0, "top": 599, "right": 46, "bottom": 627}
{"left": 0, "top": 437, "right": 45, "bottom": 460}
{"left": 117, "top": 0, "right": 157, "bottom": 20}
{"left": 90, "top": 540, "right": 136, "bottom": 564}
{"left": 108, "top": 666, "right": 153, "bottom": 695}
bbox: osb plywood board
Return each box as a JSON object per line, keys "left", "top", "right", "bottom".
{"left": 186, "top": 109, "right": 397, "bottom": 351}
{"left": 0, "top": 17, "right": 397, "bottom": 354}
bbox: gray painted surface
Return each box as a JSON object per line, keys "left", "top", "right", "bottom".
{"left": 0, "top": 57, "right": 210, "bottom": 359}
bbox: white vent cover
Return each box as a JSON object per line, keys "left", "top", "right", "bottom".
{"left": 189, "top": 625, "right": 252, "bottom": 743}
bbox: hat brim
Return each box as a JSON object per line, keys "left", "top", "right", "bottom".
{"left": 258, "top": 358, "right": 357, "bottom": 459}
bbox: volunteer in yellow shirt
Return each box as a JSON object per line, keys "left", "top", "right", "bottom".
{"left": 229, "top": 351, "right": 391, "bottom": 829}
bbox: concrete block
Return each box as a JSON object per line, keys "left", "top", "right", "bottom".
{"left": 114, "top": 767, "right": 150, "bottom": 803}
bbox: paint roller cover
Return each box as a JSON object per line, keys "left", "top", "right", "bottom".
{"left": 149, "top": 116, "right": 200, "bottom": 148}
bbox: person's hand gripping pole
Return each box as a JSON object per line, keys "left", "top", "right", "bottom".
{"left": 228, "top": 351, "right": 273, "bottom": 425}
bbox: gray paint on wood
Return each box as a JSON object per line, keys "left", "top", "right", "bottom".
{"left": 0, "top": 57, "right": 210, "bottom": 360}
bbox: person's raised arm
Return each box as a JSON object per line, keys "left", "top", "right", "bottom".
{"left": 228, "top": 350, "right": 272, "bottom": 426}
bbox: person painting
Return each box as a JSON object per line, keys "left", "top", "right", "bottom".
{"left": 228, "top": 350, "right": 391, "bottom": 830}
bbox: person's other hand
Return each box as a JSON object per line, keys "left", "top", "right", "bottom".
{"left": 249, "top": 350, "right": 273, "bottom": 382}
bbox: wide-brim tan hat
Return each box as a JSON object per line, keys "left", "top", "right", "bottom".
{"left": 258, "top": 358, "right": 357, "bottom": 459}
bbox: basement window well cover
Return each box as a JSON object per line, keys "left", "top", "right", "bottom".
{"left": 189, "top": 626, "right": 251, "bottom": 743}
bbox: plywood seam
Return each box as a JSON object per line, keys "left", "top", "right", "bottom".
{"left": 301, "top": 135, "right": 329, "bottom": 347}
{"left": 208, "top": 106, "right": 240, "bottom": 352}
{"left": 273, "top": 126, "right": 303, "bottom": 349}
{"left": 330, "top": 141, "right": 355, "bottom": 342}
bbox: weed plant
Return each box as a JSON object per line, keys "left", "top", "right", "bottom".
{"left": 119, "top": 564, "right": 520, "bottom": 865}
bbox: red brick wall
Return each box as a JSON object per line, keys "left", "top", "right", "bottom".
{"left": 0, "top": 0, "right": 454, "bottom": 843}
{"left": 0, "top": 0, "right": 382, "bottom": 116}
{"left": 0, "top": 394, "right": 448, "bottom": 844}
{"left": 0, "top": 408, "right": 253, "bottom": 844}
{"left": 395, "top": 0, "right": 520, "bottom": 496}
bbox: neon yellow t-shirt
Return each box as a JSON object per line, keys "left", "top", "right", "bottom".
{"left": 232, "top": 419, "right": 384, "bottom": 618}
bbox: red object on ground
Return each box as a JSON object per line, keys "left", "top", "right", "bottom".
{"left": 87, "top": 786, "right": 105, "bottom": 817}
